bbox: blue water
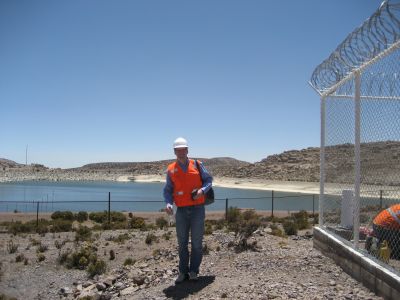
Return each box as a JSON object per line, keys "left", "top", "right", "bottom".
{"left": 0, "top": 181, "right": 319, "bottom": 213}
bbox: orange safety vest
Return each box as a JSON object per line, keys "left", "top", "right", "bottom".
{"left": 167, "top": 159, "right": 205, "bottom": 207}
{"left": 373, "top": 204, "right": 400, "bottom": 230}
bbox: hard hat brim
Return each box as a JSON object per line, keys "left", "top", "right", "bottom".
{"left": 174, "top": 145, "right": 188, "bottom": 149}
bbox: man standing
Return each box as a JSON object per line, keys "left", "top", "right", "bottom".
{"left": 163, "top": 137, "right": 213, "bottom": 284}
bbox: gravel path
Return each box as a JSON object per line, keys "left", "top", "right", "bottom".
{"left": 0, "top": 227, "right": 383, "bottom": 300}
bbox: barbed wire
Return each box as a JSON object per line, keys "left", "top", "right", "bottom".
{"left": 310, "top": 0, "right": 400, "bottom": 95}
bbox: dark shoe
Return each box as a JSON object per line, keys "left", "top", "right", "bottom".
{"left": 189, "top": 271, "right": 198, "bottom": 281}
{"left": 175, "top": 273, "right": 187, "bottom": 284}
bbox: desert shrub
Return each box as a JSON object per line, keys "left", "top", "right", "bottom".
{"left": 204, "top": 223, "right": 213, "bottom": 235}
{"left": 203, "top": 243, "right": 210, "bottom": 255}
{"left": 0, "top": 294, "right": 17, "bottom": 300}
{"left": 7, "top": 240, "right": 18, "bottom": 254}
{"left": 283, "top": 220, "right": 298, "bottom": 236}
{"left": 129, "top": 216, "right": 146, "bottom": 230}
{"left": 87, "top": 259, "right": 107, "bottom": 278}
{"left": 51, "top": 219, "right": 73, "bottom": 233}
{"left": 226, "top": 207, "right": 241, "bottom": 224}
{"left": 36, "top": 243, "right": 48, "bottom": 253}
{"left": 111, "top": 233, "right": 130, "bottom": 244}
{"left": 155, "top": 217, "right": 168, "bottom": 229}
{"left": 292, "top": 210, "right": 310, "bottom": 230}
{"left": 214, "top": 219, "right": 225, "bottom": 230}
{"left": 54, "top": 239, "right": 67, "bottom": 250}
{"left": 57, "top": 250, "right": 71, "bottom": 265}
{"left": 29, "top": 237, "right": 41, "bottom": 246}
{"left": 75, "top": 226, "right": 92, "bottom": 242}
{"left": 89, "top": 211, "right": 108, "bottom": 223}
{"left": 51, "top": 211, "right": 74, "bottom": 221}
{"left": 152, "top": 249, "right": 161, "bottom": 257}
{"left": 37, "top": 253, "right": 46, "bottom": 262}
{"left": 226, "top": 208, "right": 261, "bottom": 252}
{"left": 8, "top": 221, "right": 37, "bottom": 234}
{"left": 75, "top": 211, "right": 88, "bottom": 222}
{"left": 269, "top": 223, "right": 285, "bottom": 237}
{"left": 15, "top": 253, "right": 25, "bottom": 263}
{"left": 64, "top": 245, "right": 98, "bottom": 270}
{"left": 109, "top": 250, "right": 115, "bottom": 260}
{"left": 89, "top": 211, "right": 126, "bottom": 224}
{"left": 123, "top": 258, "right": 135, "bottom": 266}
{"left": 162, "top": 231, "right": 171, "bottom": 241}
{"left": 110, "top": 211, "right": 127, "bottom": 223}
{"left": 102, "top": 221, "right": 127, "bottom": 230}
{"left": 145, "top": 233, "right": 158, "bottom": 245}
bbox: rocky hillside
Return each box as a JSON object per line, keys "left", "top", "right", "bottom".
{"left": 1, "top": 141, "right": 400, "bottom": 185}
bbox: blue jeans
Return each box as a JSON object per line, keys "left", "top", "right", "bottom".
{"left": 175, "top": 204, "right": 205, "bottom": 274}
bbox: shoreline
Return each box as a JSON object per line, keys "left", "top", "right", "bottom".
{"left": 130, "top": 175, "right": 320, "bottom": 194}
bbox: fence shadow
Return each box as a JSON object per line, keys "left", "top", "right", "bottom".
{"left": 162, "top": 275, "right": 215, "bottom": 299}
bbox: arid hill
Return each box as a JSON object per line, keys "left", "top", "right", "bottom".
{"left": 1, "top": 141, "right": 400, "bottom": 185}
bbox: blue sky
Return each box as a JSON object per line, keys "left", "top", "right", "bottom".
{"left": 0, "top": 0, "right": 383, "bottom": 168}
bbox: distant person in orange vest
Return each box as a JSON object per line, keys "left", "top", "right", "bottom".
{"left": 372, "top": 204, "right": 400, "bottom": 259}
{"left": 163, "top": 137, "right": 213, "bottom": 284}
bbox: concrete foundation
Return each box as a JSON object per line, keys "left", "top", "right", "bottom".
{"left": 313, "top": 226, "right": 400, "bottom": 300}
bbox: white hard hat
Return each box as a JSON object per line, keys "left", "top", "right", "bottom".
{"left": 173, "top": 137, "right": 188, "bottom": 149}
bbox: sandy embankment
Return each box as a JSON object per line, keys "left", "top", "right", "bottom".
{"left": 122, "top": 174, "right": 320, "bottom": 194}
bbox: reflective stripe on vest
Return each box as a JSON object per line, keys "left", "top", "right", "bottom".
{"left": 387, "top": 207, "right": 400, "bottom": 226}
{"left": 167, "top": 159, "right": 205, "bottom": 207}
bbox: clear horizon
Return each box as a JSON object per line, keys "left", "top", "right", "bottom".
{"left": 0, "top": 0, "right": 383, "bottom": 168}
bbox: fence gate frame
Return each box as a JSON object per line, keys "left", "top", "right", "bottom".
{"left": 310, "top": 1, "right": 400, "bottom": 299}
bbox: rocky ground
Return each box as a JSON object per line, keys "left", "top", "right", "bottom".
{"left": 0, "top": 222, "right": 383, "bottom": 300}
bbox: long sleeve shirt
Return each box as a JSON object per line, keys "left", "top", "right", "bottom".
{"left": 163, "top": 159, "right": 213, "bottom": 205}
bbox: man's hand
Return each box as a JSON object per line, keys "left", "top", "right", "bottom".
{"left": 192, "top": 188, "right": 204, "bottom": 200}
{"left": 165, "top": 203, "right": 173, "bottom": 215}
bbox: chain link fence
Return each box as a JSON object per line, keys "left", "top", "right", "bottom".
{"left": 310, "top": 0, "right": 400, "bottom": 274}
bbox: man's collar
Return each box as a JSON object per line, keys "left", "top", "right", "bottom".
{"left": 177, "top": 158, "right": 189, "bottom": 168}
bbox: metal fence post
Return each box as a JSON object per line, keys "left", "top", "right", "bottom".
{"left": 225, "top": 198, "right": 228, "bottom": 221}
{"left": 36, "top": 202, "right": 39, "bottom": 230}
{"left": 353, "top": 70, "right": 361, "bottom": 249}
{"left": 271, "top": 190, "right": 274, "bottom": 218}
{"left": 312, "top": 194, "right": 315, "bottom": 222}
{"left": 320, "top": 96, "right": 326, "bottom": 227}
{"left": 108, "top": 192, "right": 111, "bottom": 224}
{"left": 379, "top": 189, "right": 383, "bottom": 209}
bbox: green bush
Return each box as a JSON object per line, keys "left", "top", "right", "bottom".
{"left": 89, "top": 211, "right": 126, "bottom": 224}
{"left": 75, "top": 226, "right": 92, "bottom": 242}
{"left": 36, "top": 243, "right": 48, "bottom": 253}
{"left": 145, "top": 233, "right": 158, "bottom": 245}
{"left": 89, "top": 211, "right": 108, "bottom": 223}
{"left": 87, "top": 259, "right": 106, "bottom": 278}
{"left": 15, "top": 253, "right": 25, "bottom": 263}
{"left": 226, "top": 207, "right": 241, "bottom": 224}
{"left": 111, "top": 233, "right": 130, "bottom": 244}
{"left": 37, "top": 253, "right": 46, "bottom": 262}
{"left": 51, "top": 219, "right": 73, "bottom": 233}
{"left": 204, "top": 223, "right": 213, "bottom": 235}
{"left": 75, "top": 211, "right": 88, "bottom": 222}
{"left": 283, "top": 221, "right": 298, "bottom": 236}
{"left": 292, "top": 210, "right": 310, "bottom": 230}
{"left": 63, "top": 246, "right": 98, "bottom": 270}
{"left": 7, "top": 240, "right": 18, "bottom": 254}
{"left": 51, "top": 211, "right": 74, "bottom": 221}
{"left": 123, "top": 258, "right": 135, "bottom": 266}
{"left": 155, "top": 217, "right": 168, "bottom": 229}
{"left": 129, "top": 216, "right": 146, "bottom": 230}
